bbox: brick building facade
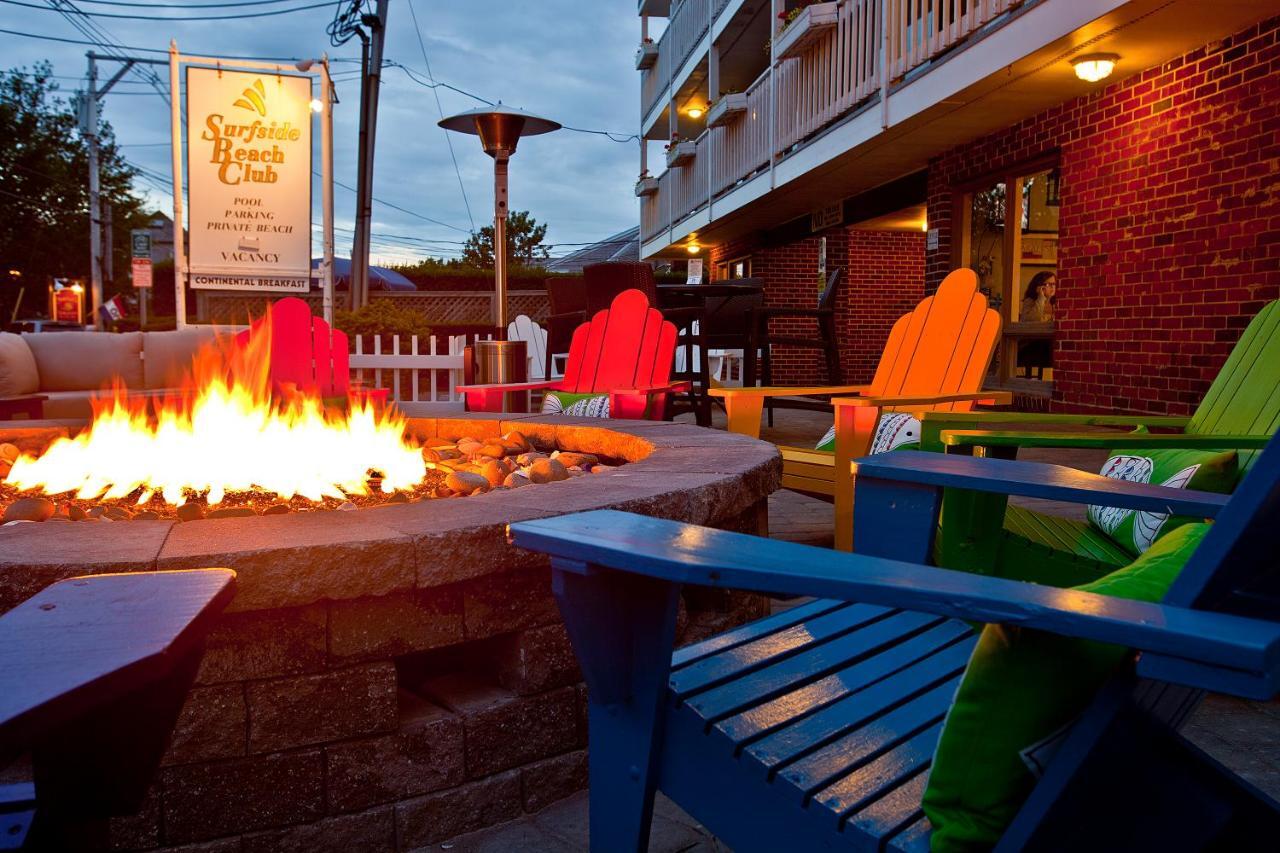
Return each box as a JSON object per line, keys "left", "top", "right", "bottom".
{"left": 927, "top": 14, "right": 1280, "bottom": 415}
{"left": 712, "top": 15, "right": 1278, "bottom": 414}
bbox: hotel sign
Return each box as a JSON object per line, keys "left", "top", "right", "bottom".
{"left": 186, "top": 67, "right": 311, "bottom": 292}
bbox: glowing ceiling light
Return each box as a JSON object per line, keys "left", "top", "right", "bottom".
{"left": 686, "top": 106, "right": 704, "bottom": 119}
{"left": 309, "top": 98, "right": 324, "bottom": 113}
{"left": 686, "top": 243, "right": 701, "bottom": 254}
{"left": 1072, "top": 53, "right": 1119, "bottom": 83}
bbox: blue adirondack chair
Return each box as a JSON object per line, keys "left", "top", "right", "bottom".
{"left": 509, "top": 436, "right": 1280, "bottom": 851}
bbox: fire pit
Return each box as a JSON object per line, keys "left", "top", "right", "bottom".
{"left": 0, "top": 413, "right": 780, "bottom": 849}
{"left": 0, "top": 324, "right": 603, "bottom": 521}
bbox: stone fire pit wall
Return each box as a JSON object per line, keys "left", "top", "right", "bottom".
{"left": 0, "top": 414, "right": 780, "bottom": 851}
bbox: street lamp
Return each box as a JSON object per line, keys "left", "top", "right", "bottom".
{"left": 438, "top": 104, "right": 561, "bottom": 333}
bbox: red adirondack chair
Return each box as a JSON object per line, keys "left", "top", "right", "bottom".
{"left": 460, "top": 289, "right": 687, "bottom": 419}
{"left": 234, "top": 297, "right": 386, "bottom": 405}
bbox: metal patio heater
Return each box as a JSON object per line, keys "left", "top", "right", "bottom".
{"left": 439, "top": 104, "right": 560, "bottom": 411}
{"left": 439, "top": 104, "right": 561, "bottom": 333}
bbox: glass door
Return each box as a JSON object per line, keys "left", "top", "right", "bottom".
{"left": 956, "top": 159, "right": 1060, "bottom": 388}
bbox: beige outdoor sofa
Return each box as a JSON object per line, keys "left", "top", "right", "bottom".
{"left": 0, "top": 328, "right": 221, "bottom": 420}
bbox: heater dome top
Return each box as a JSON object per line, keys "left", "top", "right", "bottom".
{"left": 438, "top": 104, "right": 561, "bottom": 156}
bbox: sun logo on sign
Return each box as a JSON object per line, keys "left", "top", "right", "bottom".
{"left": 233, "top": 79, "right": 267, "bottom": 116}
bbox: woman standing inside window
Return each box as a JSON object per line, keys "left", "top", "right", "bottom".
{"left": 1018, "top": 272, "right": 1056, "bottom": 379}
{"left": 1020, "top": 272, "right": 1057, "bottom": 322}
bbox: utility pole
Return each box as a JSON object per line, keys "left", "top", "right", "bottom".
{"left": 82, "top": 51, "right": 138, "bottom": 329}
{"left": 351, "top": 0, "right": 389, "bottom": 310}
{"left": 84, "top": 55, "right": 102, "bottom": 329}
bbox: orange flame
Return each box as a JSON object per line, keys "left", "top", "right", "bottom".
{"left": 7, "top": 316, "right": 425, "bottom": 506}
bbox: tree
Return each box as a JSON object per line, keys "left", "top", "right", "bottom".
{"left": 460, "top": 210, "right": 550, "bottom": 269}
{"left": 0, "top": 63, "right": 147, "bottom": 321}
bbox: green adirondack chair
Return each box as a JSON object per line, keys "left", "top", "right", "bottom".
{"left": 925, "top": 299, "right": 1280, "bottom": 585}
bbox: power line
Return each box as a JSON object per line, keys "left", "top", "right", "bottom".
{"left": 77, "top": 0, "right": 317, "bottom": 7}
{"left": 315, "top": 171, "right": 471, "bottom": 235}
{"left": 0, "top": 25, "right": 314, "bottom": 60}
{"left": 407, "top": 0, "right": 474, "bottom": 232}
{"left": 5, "top": 0, "right": 342, "bottom": 21}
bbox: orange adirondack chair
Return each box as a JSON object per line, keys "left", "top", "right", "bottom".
{"left": 234, "top": 297, "right": 386, "bottom": 405}
{"left": 711, "top": 268, "right": 1009, "bottom": 550}
{"left": 460, "top": 289, "right": 688, "bottom": 419}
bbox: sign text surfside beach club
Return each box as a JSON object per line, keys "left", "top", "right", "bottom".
{"left": 186, "top": 67, "right": 312, "bottom": 292}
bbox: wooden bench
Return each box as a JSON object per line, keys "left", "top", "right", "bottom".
{"left": 0, "top": 569, "right": 235, "bottom": 847}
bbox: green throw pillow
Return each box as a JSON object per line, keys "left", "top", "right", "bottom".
{"left": 1087, "top": 449, "right": 1236, "bottom": 556}
{"left": 540, "top": 390, "right": 611, "bottom": 418}
{"left": 923, "top": 522, "right": 1211, "bottom": 852}
{"left": 814, "top": 412, "right": 922, "bottom": 453}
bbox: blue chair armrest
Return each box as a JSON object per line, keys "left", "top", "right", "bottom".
{"left": 850, "top": 453, "right": 1231, "bottom": 517}
{"left": 510, "top": 511, "right": 1280, "bottom": 697}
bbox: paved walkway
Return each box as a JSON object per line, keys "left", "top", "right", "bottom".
{"left": 431, "top": 409, "right": 1279, "bottom": 851}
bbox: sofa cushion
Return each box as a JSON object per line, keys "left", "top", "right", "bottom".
{"left": 22, "top": 332, "right": 143, "bottom": 392}
{"left": 143, "top": 328, "right": 218, "bottom": 390}
{"left": 0, "top": 332, "right": 39, "bottom": 397}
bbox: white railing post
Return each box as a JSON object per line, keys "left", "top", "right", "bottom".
{"left": 881, "top": 0, "right": 890, "bottom": 128}
{"left": 769, "top": 0, "right": 779, "bottom": 186}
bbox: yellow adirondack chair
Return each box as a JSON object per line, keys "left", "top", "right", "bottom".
{"left": 711, "top": 268, "right": 1010, "bottom": 550}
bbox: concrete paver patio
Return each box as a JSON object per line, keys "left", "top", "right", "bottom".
{"left": 432, "top": 408, "right": 1280, "bottom": 851}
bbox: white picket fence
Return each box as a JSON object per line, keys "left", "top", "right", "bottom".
{"left": 350, "top": 333, "right": 492, "bottom": 416}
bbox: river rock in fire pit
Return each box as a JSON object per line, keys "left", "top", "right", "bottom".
{"left": 553, "top": 452, "right": 598, "bottom": 469}
{"left": 0, "top": 443, "right": 18, "bottom": 464}
{"left": 477, "top": 442, "right": 506, "bottom": 459}
{"left": 3, "top": 497, "right": 54, "bottom": 523}
{"left": 480, "top": 460, "right": 507, "bottom": 488}
{"left": 446, "top": 471, "right": 488, "bottom": 495}
{"left": 263, "top": 503, "right": 292, "bottom": 515}
{"left": 176, "top": 503, "right": 205, "bottom": 522}
{"left": 528, "top": 458, "right": 569, "bottom": 484}
{"left": 503, "top": 471, "right": 530, "bottom": 488}
{"left": 421, "top": 447, "right": 443, "bottom": 463}
{"left": 516, "top": 452, "right": 547, "bottom": 467}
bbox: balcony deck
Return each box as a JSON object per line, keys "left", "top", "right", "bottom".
{"left": 638, "top": 0, "right": 1277, "bottom": 256}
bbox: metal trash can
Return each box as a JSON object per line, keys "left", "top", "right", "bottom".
{"left": 472, "top": 339, "right": 529, "bottom": 413}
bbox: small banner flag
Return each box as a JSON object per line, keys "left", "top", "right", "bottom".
{"left": 99, "top": 294, "right": 125, "bottom": 323}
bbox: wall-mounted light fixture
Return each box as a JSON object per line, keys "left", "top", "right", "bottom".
{"left": 1072, "top": 53, "right": 1119, "bottom": 83}
{"left": 686, "top": 243, "right": 701, "bottom": 254}
{"left": 686, "top": 106, "right": 704, "bottom": 120}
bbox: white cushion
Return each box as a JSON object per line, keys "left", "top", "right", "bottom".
{"left": 143, "top": 328, "right": 218, "bottom": 389}
{"left": 0, "top": 332, "right": 39, "bottom": 397}
{"left": 22, "top": 332, "right": 143, "bottom": 391}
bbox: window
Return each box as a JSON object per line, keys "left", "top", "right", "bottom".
{"left": 955, "top": 158, "right": 1060, "bottom": 388}
{"left": 715, "top": 255, "right": 752, "bottom": 280}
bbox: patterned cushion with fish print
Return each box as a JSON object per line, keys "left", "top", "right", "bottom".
{"left": 540, "top": 390, "right": 611, "bottom": 418}
{"left": 814, "top": 412, "right": 922, "bottom": 454}
{"left": 1086, "top": 448, "right": 1237, "bottom": 555}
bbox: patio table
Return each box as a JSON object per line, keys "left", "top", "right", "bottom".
{"left": 658, "top": 282, "right": 764, "bottom": 424}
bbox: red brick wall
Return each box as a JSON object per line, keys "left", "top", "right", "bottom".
{"left": 842, "top": 230, "right": 926, "bottom": 382}
{"left": 927, "top": 16, "right": 1280, "bottom": 415}
{"left": 709, "top": 228, "right": 925, "bottom": 384}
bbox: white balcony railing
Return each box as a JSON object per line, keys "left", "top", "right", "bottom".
{"left": 641, "top": 0, "right": 713, "bottom": 119}
{"left": 640, "top": 0, "right": 1024, "bottom": 244}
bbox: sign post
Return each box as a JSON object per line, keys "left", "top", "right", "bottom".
{"left": 169, "top": 44, "right": 334, "bottom": 326}
{"left": 130, "top": 228, "right": 152, "bottom": 326}
{"left": 49, "top": 279, "right": 85, "bottom": 325}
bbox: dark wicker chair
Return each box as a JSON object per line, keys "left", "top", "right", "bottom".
{"left": 544, "top": 277, "right": 588, "bottom": 381}
{"left": 748, "top": 267, "right": 843, "bottom": 424}
{"left": 582, "top": 262, "right": 659, "bottom": 314}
